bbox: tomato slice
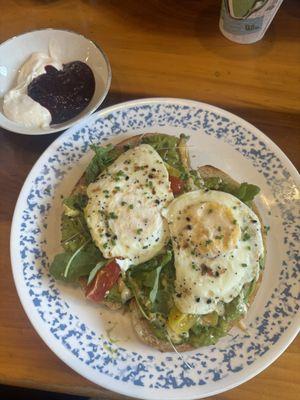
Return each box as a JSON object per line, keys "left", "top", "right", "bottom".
{"left": 85, "top": 260, "right": 121, "bottom": 302}
{"left": 169, "top": 175, "right": 185, "bottom": 195}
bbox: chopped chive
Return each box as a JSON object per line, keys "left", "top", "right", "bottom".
{"left": 108, "top": 212, "right": 118, "bottom": 219}
{"left": 215, "top": 235, "right": 224, "bottom": 240}
{"left": 242, "top": 232, "right": 251, "bottom": 241}
{"left": 114, "top": 170, "right": 125, "bottom": 181}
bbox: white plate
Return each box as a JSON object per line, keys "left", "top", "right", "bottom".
{"left": 11, "top": 98, "right": 299, "bottom": 399}
{"left": 0, "top": 28, "right": 111, "bottom": 135}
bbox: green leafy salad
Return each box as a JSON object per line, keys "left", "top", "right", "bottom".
{"left": 49, "top": 133, "right": 265, "bottom": 348}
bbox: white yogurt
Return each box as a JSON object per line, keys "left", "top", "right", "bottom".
{"left": 3, "top": 52, "right": 62, "bottom": 128}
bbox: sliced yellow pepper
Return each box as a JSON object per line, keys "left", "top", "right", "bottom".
{"left": 167, "top": 306, "right": 197, "bottom": 334}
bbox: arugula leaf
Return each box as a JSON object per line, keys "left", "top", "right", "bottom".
{"left": 149, "top": 251, "right": 172, "bottom": 304}
{"left": 141, "top": 134, "right": 186, "bottom": 176}
{"left": 130, "top": 251, "right": 172, "bottom": 277}
{"left": 85, "top": 144, "right": 122, "bottom": 184}
{"left": 126, "top": 250, "right": 173, "bottom": 317}
{"left": 87, "top": 259, "right": 107, "bottom": 285}
{"left": 203, "top": 178, "right": 260, "bottom": 205}
{"left": 61, "top": 213, "right": 90, "bottom": 252}
{"left": 63, "top": 240, "right": 90, "bottom": 278}
{"left": 126, "top": 276, "right": 151, "bottom": 320}
{"left": 61, "top": 192, "right": 91, "bottom": 252}
{"left": 49, "top": 242, "right": 104, "bottom": 282}
{"left": 63, "top": 193, "right": 88, "bottom": 211}
{"left": 234, "top": 182, "right": 260, "bottom": 204}
{"left": 151, "top": 260, "right": 175, "bottom": 316}
{"left": 126, "top": 251, "right": 175, "bottom": 340}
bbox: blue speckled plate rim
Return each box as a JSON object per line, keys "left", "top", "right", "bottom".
{"left": 10, "top": 98, "right": 300, "bottom": 400}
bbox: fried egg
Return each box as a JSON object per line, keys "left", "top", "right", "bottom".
{"left": 85, "top": 144, "right": 173, "bottom": 270}
{"left": 163, "top": 190, "right": 264, "bottom": 315}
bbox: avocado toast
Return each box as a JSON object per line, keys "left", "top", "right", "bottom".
{"left": 49, "top": 133, "right": 265, "bottom": 351}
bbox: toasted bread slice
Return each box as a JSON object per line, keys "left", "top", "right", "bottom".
{"left": 129, "top": 164, "right": 265, "bottom": 352}
{"left": 64, "top": 136, "right": 265, "bottom": 347}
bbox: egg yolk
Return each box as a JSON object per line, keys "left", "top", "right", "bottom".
{"left": 177, "top": 201, "right": 240, "bottom": 258}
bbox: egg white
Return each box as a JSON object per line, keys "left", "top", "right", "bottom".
{"left": 85, "top": 144, "right": 174, "bottom": 270}
{"left": 163, "top": 190, "right": 264, "bottom": 315}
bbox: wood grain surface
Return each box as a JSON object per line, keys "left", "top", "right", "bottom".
{"left": 0, "top": 1, "right": 299, "bottom": 399}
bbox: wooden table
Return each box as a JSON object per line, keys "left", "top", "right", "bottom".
{"left": 0, "top": 1, "right": 299, "bottom": 399}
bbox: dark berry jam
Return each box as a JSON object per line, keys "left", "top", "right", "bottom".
{"left": 28, "top": 61, "right": 95, "bottom": 124}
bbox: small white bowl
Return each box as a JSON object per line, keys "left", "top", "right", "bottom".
{"left": 0, "top": 28, "right": 111, "bottom": 135}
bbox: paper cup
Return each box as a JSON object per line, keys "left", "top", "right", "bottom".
{"left": 219, "top": 0, "right": 284, "bottom": 44}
